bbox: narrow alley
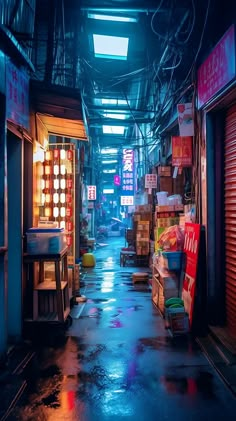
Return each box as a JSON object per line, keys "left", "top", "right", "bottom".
{"left": 6, "top": 238, "right": 236, "bottom": 421}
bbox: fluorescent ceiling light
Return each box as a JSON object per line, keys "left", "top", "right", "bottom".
{"left": 103, "top": 170, "right": 116, "bottom": 174}
{"left": 93, "top": 34, "right": 129, "bottom": 60}
{"left": 102, "top": 160, "right": 118, "bottom": 164}
{"left": 103, "top": 125, "right": 125, "bottom": 134}
{"left": 103, "top": 113, "right": 126, "bottom": 120}
{"left": 103, "top": 188, "right": 115, "bottom": 194}
{"left": 101, "top": 98, "right": 127, "bottom": 105}
{"left": 88, "top": 13, "right": 137, "bottom": 23}
{"left": 101, "top": 148, "right": 118, "bottom": 154}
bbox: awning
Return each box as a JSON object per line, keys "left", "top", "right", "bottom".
{"left": 37, "top": 113, "right": 87, "bottom": 140}
{"left": 31, "top": 81, "right": 88, "bottom": 141}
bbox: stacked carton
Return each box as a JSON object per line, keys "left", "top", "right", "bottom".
{"left": 133, "top": 207, "right": 152, "bottom": 256}
{"left": 136, "top": 221, "right": 150, "bottom": 255}
{"left": 153, "top": 205, "right": 183, "bottom": 252}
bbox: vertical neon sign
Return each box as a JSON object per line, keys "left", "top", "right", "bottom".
{"left": 121, "top": 148, "right": 134, "bottom": 196}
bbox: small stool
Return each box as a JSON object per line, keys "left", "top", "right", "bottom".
{"left": 120, "top": 251, "right": 136, "bottom": 266}
{"left": 132, "top": 272, "right": 149, "bottom": 284}
{"left": 82, "top": 253, "right": 96, "bottom": 267}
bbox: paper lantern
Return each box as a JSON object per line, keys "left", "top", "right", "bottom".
{"left": 54, "top": 149, "right": 60, "bottom": 160}
{"left": 45, "top": 194, "right": 51, "bottom": 203}
{"left": 53, "top": 207, "right": 59, "bottom": 217}
{"left": 53, "top": 193, "right": 59, "bottom": 204}
{"left": 54, "top": 179, "right": 59, "bottom": 190}
{"left": 60, "top": 221, "right": 66, "bottom": 229}
{"left": 67, "top": 150, "right": 73, "bottom": 160}
{"left": 66, "top": 207, "right": 72, "bottom": 217}
{"left": 60, "top": 149, "right": 66, "bottom": 160}
{"left": 60, "top": 193, "right": 66, "bottom": 203}
{"left": 45, "top": 207, "right": 51, "bottom": 217}
{"left": 60, "top": 207, "right": 66, "bottom": 217}
{"left": 45, "top": 150, "right": 52, "bottom": 161}
{"left": 60, "top": 164, "right": 66, "bottom": 175}
{"left": 44, "top": 165, "right": 51, "bottom": 175}
{"left": 54, "top": 165, "right": 59, "bottom": 175}
{"left": 66, "top": 178, "right": 73, "bottom": 189}
{"left": 60, "top": 179, "right": 66, "bottom": 189}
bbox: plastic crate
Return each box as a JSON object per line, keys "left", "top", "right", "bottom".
{"left": 26, "top": 228, "right": 66, "bottom": 254}
{"left": 162, "top": 251, "right": 183, "bottom": 270}
{"left": 165, "top": 307, "right": 189, "bottom": 335}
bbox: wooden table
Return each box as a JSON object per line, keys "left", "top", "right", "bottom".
{"left": 24, "top": 247, "right": 70, "bottom": 323}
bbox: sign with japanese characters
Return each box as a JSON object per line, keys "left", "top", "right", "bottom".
{"left": 121, "top": 148, "right": 134, "bottom": 196}
{"left": 87, "top": 185, "right": 96, "bottom": 200}
{"left": 172, "top": 136, "right": 192, "bottom": 167}
{"left": 182, "top": 223, "right": 201, "bottom": 327}
{"left": 120, "top": 196, "right": 134, "bottom": 206}
{"left": 197, "top": 25, "right": 236, "bottom": 108}
{"left": 6, "top": 60, "right": 29, "bottom": 129}
{"left": 145, "top": 174, "right": 157, "bottom": 189}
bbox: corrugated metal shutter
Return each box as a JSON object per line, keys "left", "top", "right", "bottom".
{"left": 225, "top": 104, "right": 236, "bottom": 336}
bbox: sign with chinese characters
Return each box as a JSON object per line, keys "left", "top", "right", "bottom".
{"left": 172, "top": 136, "right": 192, "bottom": 167}
{"left": 114, "top": 175, "right": 121, "bottom": 186}
{"left": 120, "top": 196, "right": 134, "bottom": 206}
{"left": 145, "top": 174, "right": 157, "bottom": 189}
{"left": 177, "top": 103, "right": 194, "bottom": 136}
{"left": 197, "top": 25, "right": 236, "bottom": 108}
{"left": 87, "top": 185, "right": 96, "bottom": 200}
{"left": 182, "top": 223, "right": 201, "bottom": 327}
{"left": 121, "top": 148, "right": 134, "bottom": 196}
{"left": 6, "top": 60, "right": 29, "bottom": 129}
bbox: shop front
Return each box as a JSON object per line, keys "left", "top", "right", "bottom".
{"left": 0, "top": 53, "right": 32, "bottom": 359}
{"left": 24, "top": 83, "right": 87, "bottom": 323}
{"left": 198, "top": 25, "right": 236, "bottom": 344}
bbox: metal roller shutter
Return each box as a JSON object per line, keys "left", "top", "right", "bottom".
{"left": 225, "top": 104, "right": 236, "bottom": 336}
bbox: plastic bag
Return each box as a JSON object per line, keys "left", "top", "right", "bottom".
{"left": 158, "top": 225, "right": 185, "bottom": 251}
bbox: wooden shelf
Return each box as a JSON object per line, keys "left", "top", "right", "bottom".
{"left": 34, "top": 308, "right": 70, "bottom": 323}
{"left": 35, "top": 280, "right": 68, "bottom": 291}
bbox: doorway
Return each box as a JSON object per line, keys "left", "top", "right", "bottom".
{"left": 7, "top": 130, "right": 23, "bottom": 342}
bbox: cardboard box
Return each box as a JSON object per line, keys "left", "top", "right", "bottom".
{"left": 158, "top": 166, "right": 172, "bottom": 177}
{"left": 159, "top": 176, "right": 173, "bottom": 195}
{"left": 155, "top": 205, "right": 175, "bottom": 212}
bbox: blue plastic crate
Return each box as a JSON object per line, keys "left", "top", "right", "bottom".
{"left": 162, "top": 251, "right": 183, "bottom": 270}
{"left": 26, "top": 228, "right": 66, "bottom": 254}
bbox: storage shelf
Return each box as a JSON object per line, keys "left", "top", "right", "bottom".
{"left": 35, "top": 280, "right": 68, "bottom": 291}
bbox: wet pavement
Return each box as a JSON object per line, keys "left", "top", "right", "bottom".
{"left": 5, "top": 237, "right": 236, "bottom": 420}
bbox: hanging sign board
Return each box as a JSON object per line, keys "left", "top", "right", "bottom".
{"left": 120, "top": 196, "right": 134, "bottom": 206}
{"left": 197, "top": 25, "right": 236, "bottom": 108}
{"left": 87, "top": 185, "right": 96, "bottom": 200}
{"left": 172, "top": 136, "right": 192, "bottom": 167}
{"left": 145, "top": 174, "right": 157, "bottom": 189}
{"left": 6, "top": 60, "right": 29, "bottom": 129}
{"left": 177, "top": 103, "right": 194, "bottom": 136}
{"left": 182, "top": 223, "right": 201, "bottom": 327}
{"left": 121, "top": 148, "right": 134, "bottom": 196}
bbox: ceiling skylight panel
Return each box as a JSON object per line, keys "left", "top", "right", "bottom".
{"left": 103, "top": 125, "right": 125, "bottom": 134}
{"left": 101, "top": 148, "right": 118, "bottom": 154}
{"left": 88, "top": 14, "right": 137, "bottom": 23}
{"left": 93, "top": 34, "right": 129, "bottom": 60}
{"left": 103, "top": 113, "right": 126, "bottom": 120}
